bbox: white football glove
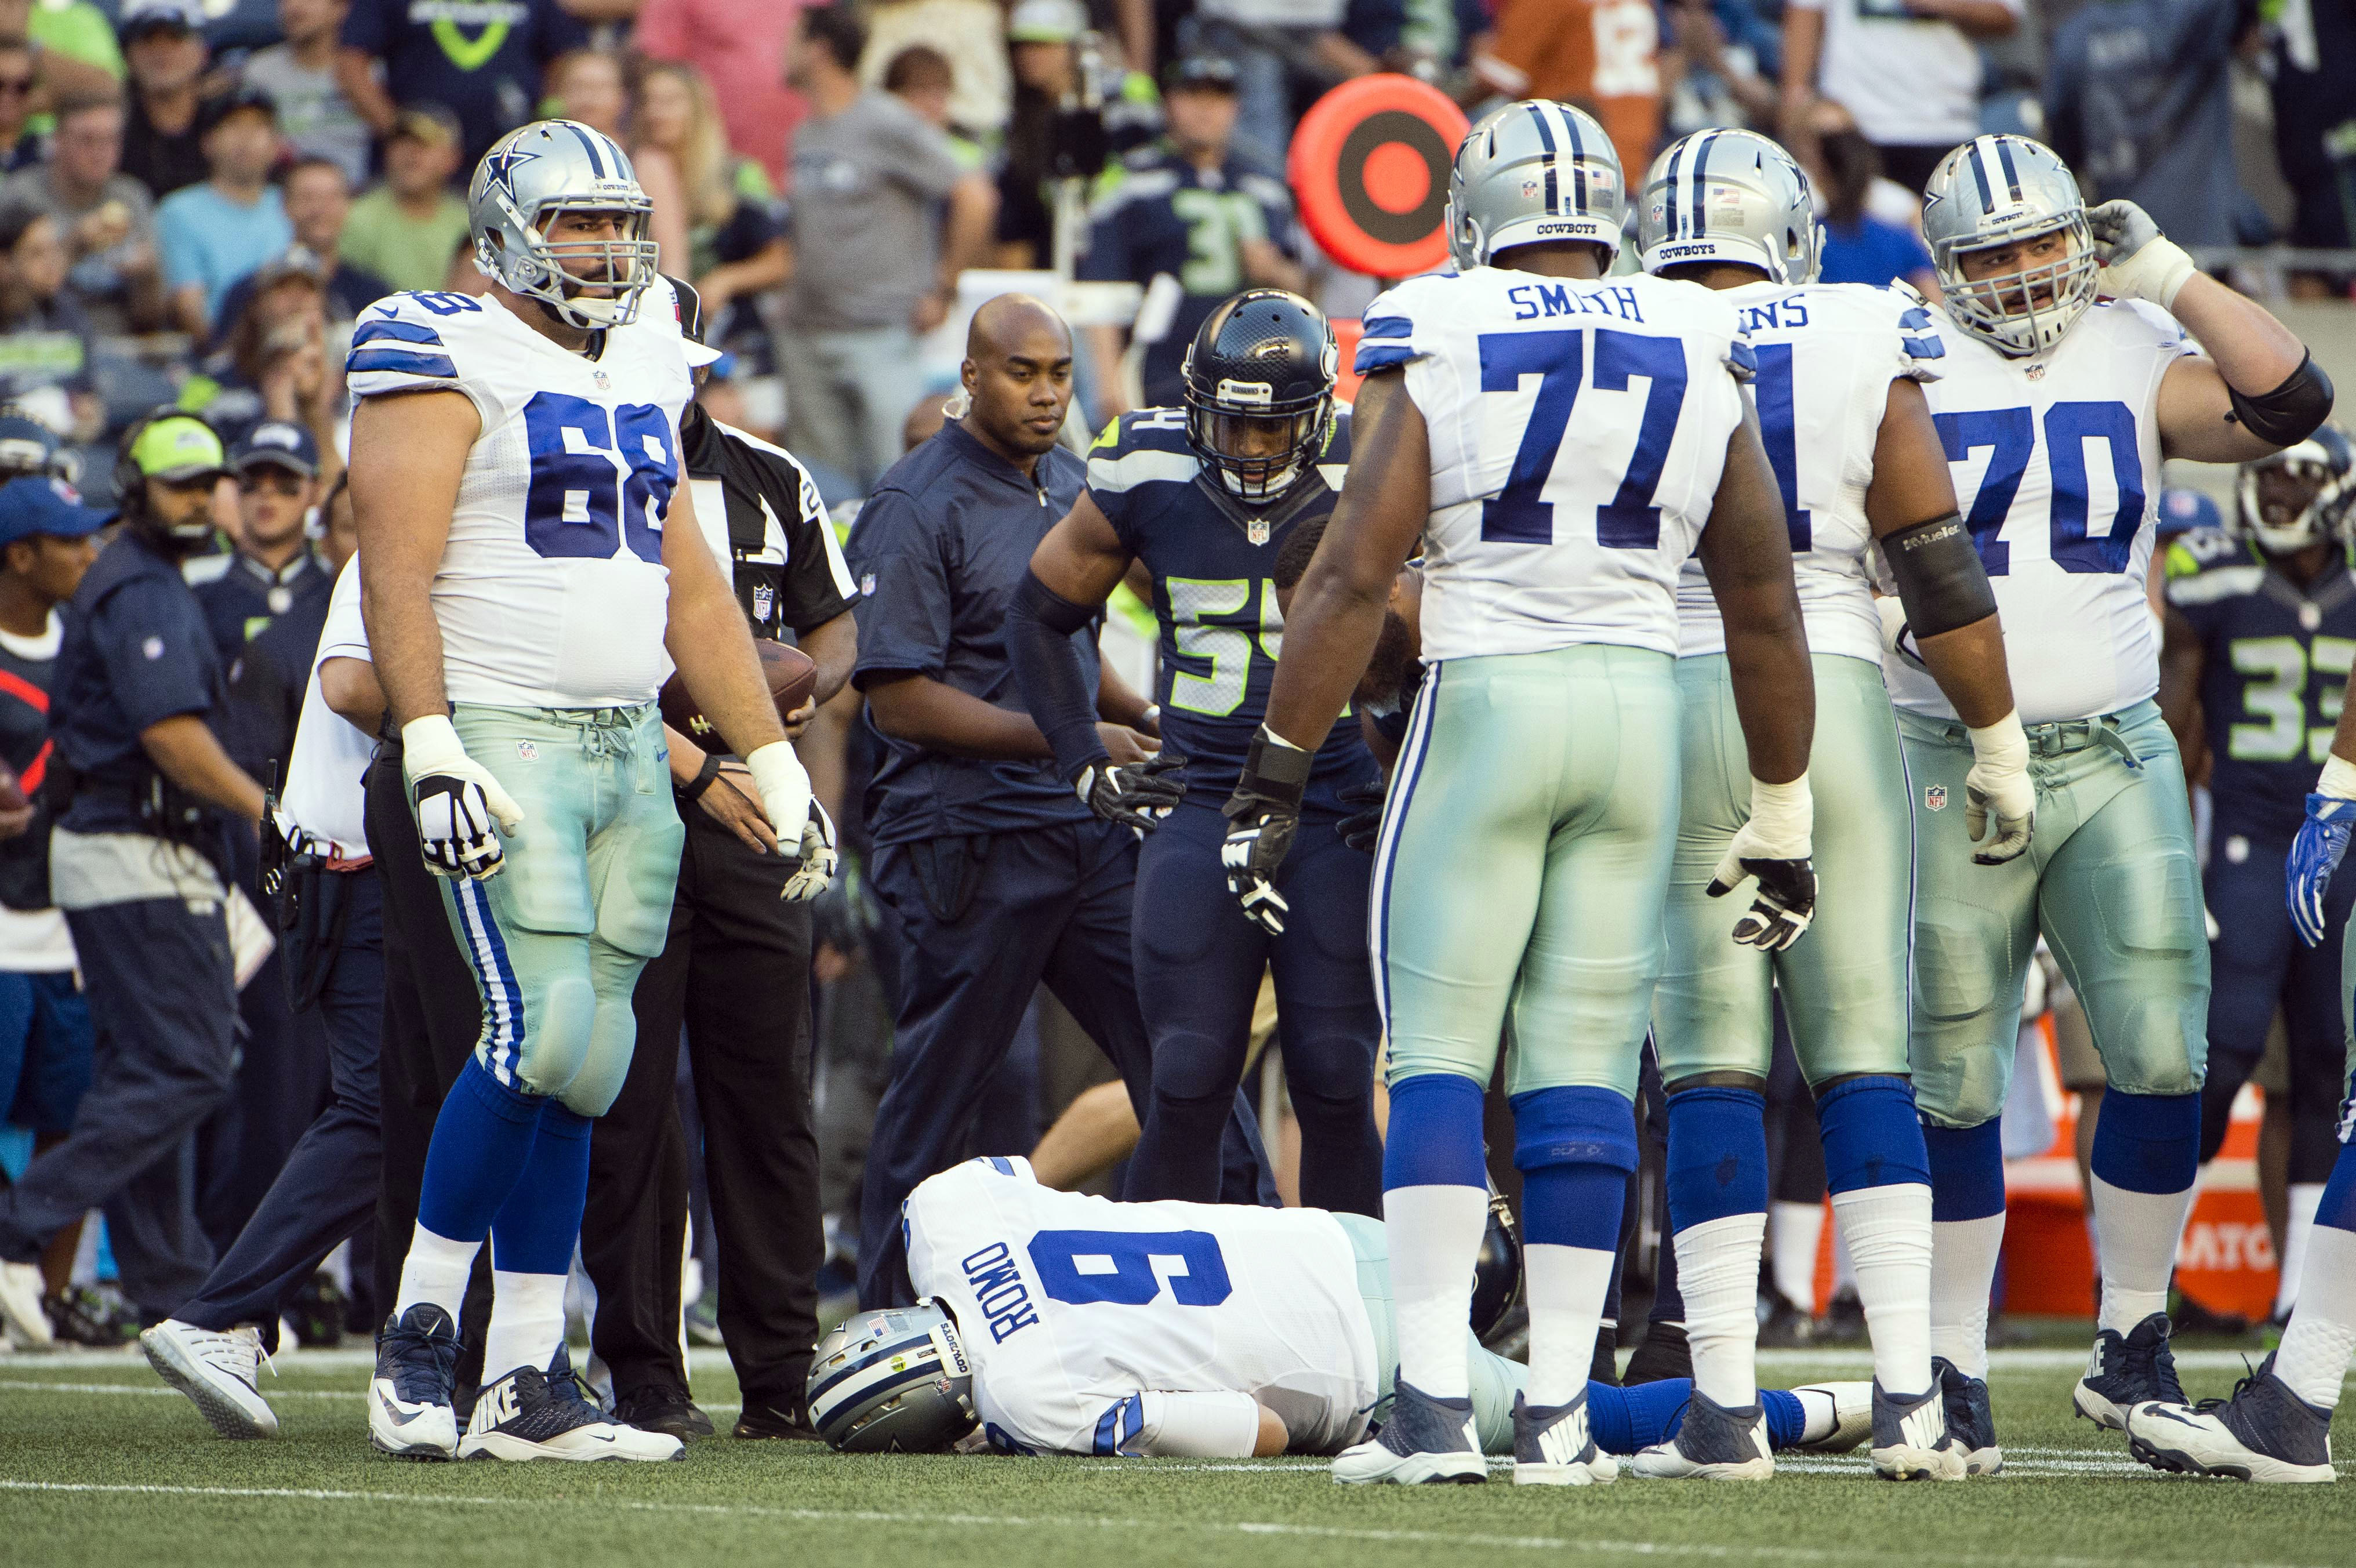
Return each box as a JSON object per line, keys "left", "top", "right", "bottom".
{"left": 1707, "top": 774, "right": 1817, "bottom": 952}
{"left": 783, "top": 799, "right": 838, "bottom": 902}
{"left": 1965, "top": 710, "right": 2035, "bottom": 865}
{"left": 401, "top": 714, "right": 525, "bottom": 880}
{"left": 2087, "top": 199, "right": 2197, "bottom": 311}
{"left": 745, "top": 738, "right": 816, "bottom": 872}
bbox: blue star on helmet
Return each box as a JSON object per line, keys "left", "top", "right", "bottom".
{"left": 482, "top": 142, "right": 543, "bottom": 207}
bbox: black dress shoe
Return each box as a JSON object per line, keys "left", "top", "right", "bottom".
{"left": 734, "top": 1400, "right": 825, "bottom": 1442}
{"left": 613, "top": 1384, "right": 717, "bottom": 1440}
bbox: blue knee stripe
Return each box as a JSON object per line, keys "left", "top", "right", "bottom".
{"left": 1663, "top": 1086, "right": 1766, "bottom": 1229}
{"left": 2089, "top": 1088, "right": 2200, "bottom": 1196}
{"left": 1511, "top": 1086, "right": 1635, "bottom": 1250}
{"left": 1382, "top": 1073, "right": 1487, "bottom": 1191}
{"left": 1815, "top": 1075, "right": 1930, "bottom": 1195}
{"left": 1922, "top": 1119, "right": 2005, "bottom": 1222}
{"left": 2317, "top": 1142, "right": 2356, "bottom": 1234}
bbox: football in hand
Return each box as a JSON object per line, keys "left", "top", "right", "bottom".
{"left": 658, "top": 638, "right": 819, "bottom": 746}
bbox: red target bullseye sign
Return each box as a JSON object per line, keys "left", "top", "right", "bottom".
{"left": 1288, "top": 74, "right": 1471, "bottom": 277}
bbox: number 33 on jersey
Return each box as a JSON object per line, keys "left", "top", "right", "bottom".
{"left": 344, "top": 282, "right": 698, "bottom": 710}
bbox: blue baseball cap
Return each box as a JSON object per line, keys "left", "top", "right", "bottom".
{"left": 0, "top": 411, "right": 59, "bottom": 477}
{"left": 232, "top": 419, "right": 319, "bottom": 478}
{"left": 2156, "top": 487, "right": 2221, "bottom": 537}
{"left": 0, "top": 474, "right": 111, "bottom": 549}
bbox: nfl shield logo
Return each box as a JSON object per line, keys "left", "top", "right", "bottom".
{"left": 593, "top": 369, "right": 611, "bottom": 390}
{"left": 1925, "top": 785, "right": 1948, "bottom": 811}
{"left": 1247, "top": 520, "right": 1270, "bottom": 546}
{"left": 752, "top": 584, "right": 775, "bottom": 621}
{"left": 517, "top": 741, "right": 540, "bottom": 762}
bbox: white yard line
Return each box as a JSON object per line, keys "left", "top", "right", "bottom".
{"left": 1, "top": 1479, "right": 2342, "bottom": 1568}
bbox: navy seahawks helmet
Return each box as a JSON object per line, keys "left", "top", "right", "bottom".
{"left": 468, "top": 119, "right": 659, "bottom": 330}
{"left": 1469, "top": 1184, "right": 1523, "bottom": 1344}
{"left": 2234, "top": 424, "right": 2356, "bottom": 556}
{"left": 0, "top": 406, "right": 66, "bottom": 481}
{"left": 1180, "top": 289, "right": 1337, "bottom": 506}
{"left": 807, "top": 1299, "right": 976, "bottom": 1453}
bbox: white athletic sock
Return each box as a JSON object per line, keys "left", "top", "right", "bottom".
{"left": 1524, "top": 1242, "right": 1615, "bottom": 1407}
{"left": 1831, "top": 1182, "right": 1933, "bottom": 1396}
{"left": 2089, "top": 1173, "right": 2195, "bottom": 1334}
{"left": 2272, "top": 1225, "right": 2356, "bottom": 1410}
{"left": 1674, "top": 1211, "right": 1766, "bottom": 1407}
{"left": 1384, "top": 1184, "right": 1487, "bottom": 1401}
{"left": 1929, "top": 1213, "right": 2005, "bottom": 1380}
{"left": 1832, "top": 1222, "right": 1857, "bottom": 1295}
{"left": 480, "top": 1269, "right": 568, "bottom": 1385}
{"left": 1770, "top": 1199, "right": 1825, "bottom": 1311}
{"left": 394, "top": 1222, "right": 481, "bottom": 1320}
{"left": 2275, "top": 1184, "right": 2324, "bottom": 1317}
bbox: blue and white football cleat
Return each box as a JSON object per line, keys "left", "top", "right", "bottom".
{"left": 1629, "top": 1388, "right": 1774, "bottom": 1480}
{"left": 1870, "top": 1381, "right": 1966, "bottom": 1480}
{"left": 1511, "top": 1387, "right": 1616, "bottom": 1486}
{"left": 459, "top": 1345, "right": 684, "bottom": 1462}
{"left": 1932, "top": 1356, "right": 2003, "bottom": 1475}
{"left": 369, "top": 1303, "right": 462, "bottom": 1459}
{"left": 2074, "top": 1312, "right": 2185, "bottom": 1431}
{"left": 2126, "top": 1355, "right": 2337, "bottom": 1483}
{"left": 1333, "top": 1377, "right": 1486, "bottom": 1485}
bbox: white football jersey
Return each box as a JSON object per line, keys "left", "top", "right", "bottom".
{"left": 1677, "top": 282, "right": 1944, "bottom": 665}
{"left": 1357, "top": 267, "right": 1752, "bottom": 662}
{"left": 903, "top": 1158, "right": 1379, "bottom": 1457}
{"left": 344, "top": 281, "right": 696, "bottom": 709}
{"left": 1885, "top": 297, "right": 2197, "bottom": 724}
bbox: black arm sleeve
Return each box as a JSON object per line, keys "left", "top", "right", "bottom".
{"left": 1009, "top": 569, "right": 1108, "bottom": 783}
{"left": 1883, "top": 510, "right": 1998, "bottom": 639}
{"left": 2228, "top": 351, "right": 2335, "bottom": 448}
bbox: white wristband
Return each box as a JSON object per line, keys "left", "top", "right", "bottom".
{"left": 1966, "top": 709, "right": 2030, "bottom": 771}
{"left": 1744, "top": 773, "right": 1813, "bottom": 859}
{"left": 400, "top": 713, "right": 467, "bottom": 775}
{"left": 2319, "top": 753, "right": 2356, "bottom": 801}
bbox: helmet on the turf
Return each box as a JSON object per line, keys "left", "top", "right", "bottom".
{"left": 1447, "top": 100, "right": 1625, "bottom": 271}
{"left": 1181, "top": 289, "right": 1336, "bottom": 506}
{"left": 1636, "top": 128, "right": 1820, "bottom": 285}
{"left": 1468, "top": 1186, "right": 1523, "bottom": 1342}
{"left": 807, "top": 1298, "right": 976, "bottom": 1453}
{"left": 2232, "top": 424, "right": 2356, "bottom": 556}
{"left": 1922, "top": 135, "right": 2099, "bottom": 359}
{"left": 468, "top": 119, "right": 659, "bottom": 331}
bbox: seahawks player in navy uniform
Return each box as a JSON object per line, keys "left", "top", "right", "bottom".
{"left": 2161, "top": 429, "right": 2356, "bottom": 1302}
{"left": 1011, "top": 290, "right": 1384, "bottom": 1217}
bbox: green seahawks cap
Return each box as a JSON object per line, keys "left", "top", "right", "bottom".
{"left": 128, "top": 416, "right": 228, "bottom": 482}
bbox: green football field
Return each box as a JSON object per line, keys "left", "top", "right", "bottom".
{"left": 3, "top": 1344, "right": 2350, "bottom": 1568}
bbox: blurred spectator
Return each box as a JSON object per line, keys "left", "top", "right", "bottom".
{"left": 1659, "top": 0, "right": 1780, "bottom": 139}
{"left": 0, "top": 0, "right": 124, "bottom": 102}
{"left": 631, "top": 61, "right": 786, "bottom": 336}
{"left": 240, "top": 0, "right": 371, "bottom": 188}
{"left": 1472, "top": 0, "right": 1664, "bottom": 183}
{"left": 882, "top": 43, "right": 964, "bottom": 145}
{"left": 335, "top": 0, "right": 587, "bottom": 166}
{"left": 186, "top": 420, "right": 331, "bottom": 660}
{"left": 860, "top": 0, "right": 1011, "bottom": 137}
{"left": 780, "top": 5, "right": 996, "bottom": 490}
{"left": 442, "top": 230, "right": 488, "bottom": 295}
{"left": 2044, "top": 0, "right": 2252, "bottom": 248}
{"left": 1078, "top": 55, "right": 1305, "bottom": 427}
{"left": 337, "top": 104, "right": 466, "bottom": 296}
{"left": 544, "top": 44, "right": 627, "bottom": 136}
{"left": 1810, "top": 114, "right": 1940, "bottom": 291}
{"left": 2266, "top": 0, "right": 2356, "bottom": 282}
{"left": 0, "top": 204, "right": 103, "bottom": 442}
{"left": 1780, "top": 0, "right": 2021, "bottom": 195}
{"left": 0, "top": 39, "right": 40, "bottom": 173}
{"left": 119, "top": 0, "right": 223, "bottom": 201}
{"left": 1178, "top": 0, "right": 1380, "bottom": 168}
{"left": 633, "top": 0, "right": 805, "bottom": 191}
{"left": 212, "top": 159, "right": 387, "bottom": 338}
{"left": 157, "top": 90, "right": 291, "bottom": 338}
{"left": 3, "top": 93, "right": 166, "bottom": 336}
{"left": 180, "top": 254, "right": 336, "bottom": 452}
{"left": 993, "top": 0, "right": 1086, "bottom": 271}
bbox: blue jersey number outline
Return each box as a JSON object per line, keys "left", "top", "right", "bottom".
{"left": 1933, "top": 400, "right": 2144, "bottom": 576}
{"left": 1027, "top": 1229, "right": 1233, "bottom": 1306}
{"left": 1476, "top": 326, "right": 1688, "bottom": 548}
{"left": 521, "top": 391, "right": 673, "bottom": 565}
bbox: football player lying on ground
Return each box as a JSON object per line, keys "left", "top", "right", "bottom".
{"left": 807, "top": 1156, "right": 1872, "bottom": 1462}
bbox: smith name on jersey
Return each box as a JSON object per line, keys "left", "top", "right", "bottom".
{"left": 1885, "top": 296, "right": 2199, "bottom": 725}
{"left": 904, "top": 1157, "right": 1378, "bottom": 1458}
{"left": 1355, "top": 266, "right": 1754, "bottom": 664}
{"left": 1679, "top": 281, "right": 1945, "bottom": 662}
{"left": 1086, "top": 405, "right": 1362, "bottom": 800}
{"left": 2168, "top": 525, "right": 2356, "bottom": 839}
{"left": 343, "top": 280, "right": 696, "bottom": 710}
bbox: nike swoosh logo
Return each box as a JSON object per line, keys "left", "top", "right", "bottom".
{"left": 377, "top": 1391, "right": 430, "bottom": 1427}
{"left": 2147, "top": 1407, "right": 2200, "bottom": 1428}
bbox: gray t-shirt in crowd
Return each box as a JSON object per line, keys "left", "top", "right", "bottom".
{"left": 0, "top": 165, "right": 158, "bottom": 336}
{"left": 241, "top": 46, "right": 374, "bottom": 189}
{"left": 786, "top": 91, "right": 965, "bottom": 333}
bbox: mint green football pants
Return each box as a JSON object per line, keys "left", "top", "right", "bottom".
{"left": 1654, "top": 653, "right": 1912, "bottom": 1086}
{"left": 430, "top": 702, "right": 683, "bottom": 1118}
{"left": 1901, "top": 700, "right": 2208, "bottom": 1130}
{"left": 1373, "top": 645, "right": 1682, "bottom": 1101}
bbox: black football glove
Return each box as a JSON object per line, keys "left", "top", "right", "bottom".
{"left": 1221, "top": 727, "right": 1314, "bottom": 934}
{"left": 1705, "top": 852, "right": 1818, "bottom": 952}
{"left": 1335, "top": 779, "right": 1386, "bottom": 855}
{"left": 1076, "top": 749, "right": 1188, "bottom": 833}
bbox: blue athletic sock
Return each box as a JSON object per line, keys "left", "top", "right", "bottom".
{"left": 2089, "top": 1088, "right": 2201, "bottom": 1195}
{"left": 1921, "top": 1119, "right": 2006, "bottom": 1222}
{"left": 2319, "top": 1140, "right": 2356, "bottom": 1235}
{"left": 1664, "top": 1087, "right": 1768, "bottom": 1404}
{"left": 1664, "top": 1087, "right": 1770, "bottom": 1226}
{"left": 1587, "top": 1375, "right": 1696, "bottom": 1453}
{"left": 1816, "top": 1075, "right": 1930, "bottom": 1194}
{"left": 2087, "top": 1090, "right": 2202, "bottom": 1332}
{"left": 487, "top": 1100, "right": 594, "bottom": 1275}
{"left": 1760, "top": 1388, "right": 1803, "bottom": 1448}
{"left": 1511, "top": 1086, "right": 1638, "bottom": 1249}
{"left": 1382, "top": 1074, "right": 1490, "bottom": 1400}
{"left": 416, "top": 1056, "right": 548, "bottom": 1245}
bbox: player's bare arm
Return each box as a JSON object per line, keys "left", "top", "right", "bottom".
{"left": 799, "top": 609, "right": 858, "bottom": 710}
{"left": 140, "top": 713, "right": 265, "bottom": 824}
{"left": 351, "top": 388, "right": 476, "bottom": 730}
{"left": 2155, "top": 606, "right": 2206, "bottom": 783}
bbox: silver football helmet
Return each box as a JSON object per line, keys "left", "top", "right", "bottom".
{"left": 2234, "top": 424, "right": 2356, "bottom": 556}
{"left": 1636, "top": 128, "right": 1820, "bottom": 285}
{"left": 806, "top": 1299, "right": 976, "bottom": 1453}
{"left": 1922, "top": 135, "right": 2100, "bottom": 358}
{"left": 468, "top": 119, "right": 659, "bottom": 330}
{"left": 1447, "top": 100, "right": 1625, "bottom": 271}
